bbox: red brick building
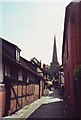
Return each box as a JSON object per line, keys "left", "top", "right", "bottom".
{"left": 62, "top": 1, "right": 81, "bottom": 118}
{"left": 0, "top": 38, "right": 47, "bottom": 118}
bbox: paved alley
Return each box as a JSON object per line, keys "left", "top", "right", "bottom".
{"left": 27, "top": 90, "right": 71, "bottom": 119}
{"left": 3, "top": 90, "right": 71, "bottom": 120}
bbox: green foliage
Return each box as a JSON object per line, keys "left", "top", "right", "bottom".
{"left": 74, "top": 65, "right": 81, "bottom": 79}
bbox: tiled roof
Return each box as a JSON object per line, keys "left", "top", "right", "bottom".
{"left": 1, "top": 37, "right": 21, "bottom": 51}
{"left": 2, "top": 50, "right": 43, "bottom": 78}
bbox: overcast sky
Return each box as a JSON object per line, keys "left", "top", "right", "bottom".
{"left": 0, "top": 0, "right": 72, "bottom": 65}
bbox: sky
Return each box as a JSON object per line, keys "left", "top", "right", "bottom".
{"left": 0, "top": 0, "right": 73, "bottom": 65}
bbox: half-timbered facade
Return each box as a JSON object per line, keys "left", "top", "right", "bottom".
{"left": 0, "top": 38, "right": 45, "bottom": 117}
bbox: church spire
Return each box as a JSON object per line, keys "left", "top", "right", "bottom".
{"left": 50, "top": 35, "right": 59, "bottom": 76}
{"left": 52, "top": 35, "right": 58, "bottom": 65}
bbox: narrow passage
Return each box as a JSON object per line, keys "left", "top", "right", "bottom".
{"left": 27, "top": 90, "right": 70, "bottom": 118}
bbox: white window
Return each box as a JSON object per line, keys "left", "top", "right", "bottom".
{"left": 0, "top": 63, "right": 3, "bottom": 82}
{"left": 16, "top": 49, "right": 20, "bottom": 61}
{"left": 18, "top": 70, "right": 23, "bottom": 81}
{"left": 5, "top": 63, "right": 10, "bottom": 77}
{"left": 27, "top": 77, "right": 29, "bottom": 83}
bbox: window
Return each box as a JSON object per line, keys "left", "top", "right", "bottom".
{"left": 27, "top": 77, "right": 29, "bottom": 83}
{"left": 18, "top": 69, "right": 23, "bottom": 81}
{"left": 5, "top": 63, "right": 10, "bottom": 77}
{"left": 16, "top": 49, "right": 20, "bottom": 61}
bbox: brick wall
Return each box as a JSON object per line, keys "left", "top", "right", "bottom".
{"left": 8, "top": 83, "right": 40, "bottom": 115}
{"left": 62, "top": 2, "right": 81, "bottom": 118}
{"left": 0, "top": 84, "right": 6, "bottom": 118}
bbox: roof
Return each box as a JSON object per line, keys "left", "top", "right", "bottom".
{"left": 20, "top": 57, "right": 38, "bottom": 75}
{"left": 1, "top": 37, "right": 21, "bottom": 51}
{"left": 2, "top": 50, "right": 44, "bottom": 78}
{"left": 1, "top": 37, "right": 49, "bottom": 81}
{"left": 19, "top": 57, "right": 45, "bottom": 79}
{"left": 20, "top": 57, "right": 37, "bottom": 72}
{"left": 30, "top": 57, "right": 50, "bottom": 75}
{"left": 31, "top": 57, "right": 42, "bottom": 69}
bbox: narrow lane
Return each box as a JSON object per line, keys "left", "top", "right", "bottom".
{"left": 27, "top": 90, "right": 69, "bottom": 118}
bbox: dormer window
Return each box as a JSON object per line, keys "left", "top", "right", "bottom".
{"left": 16, "top": 49, "right": 20, "bottom": 61}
